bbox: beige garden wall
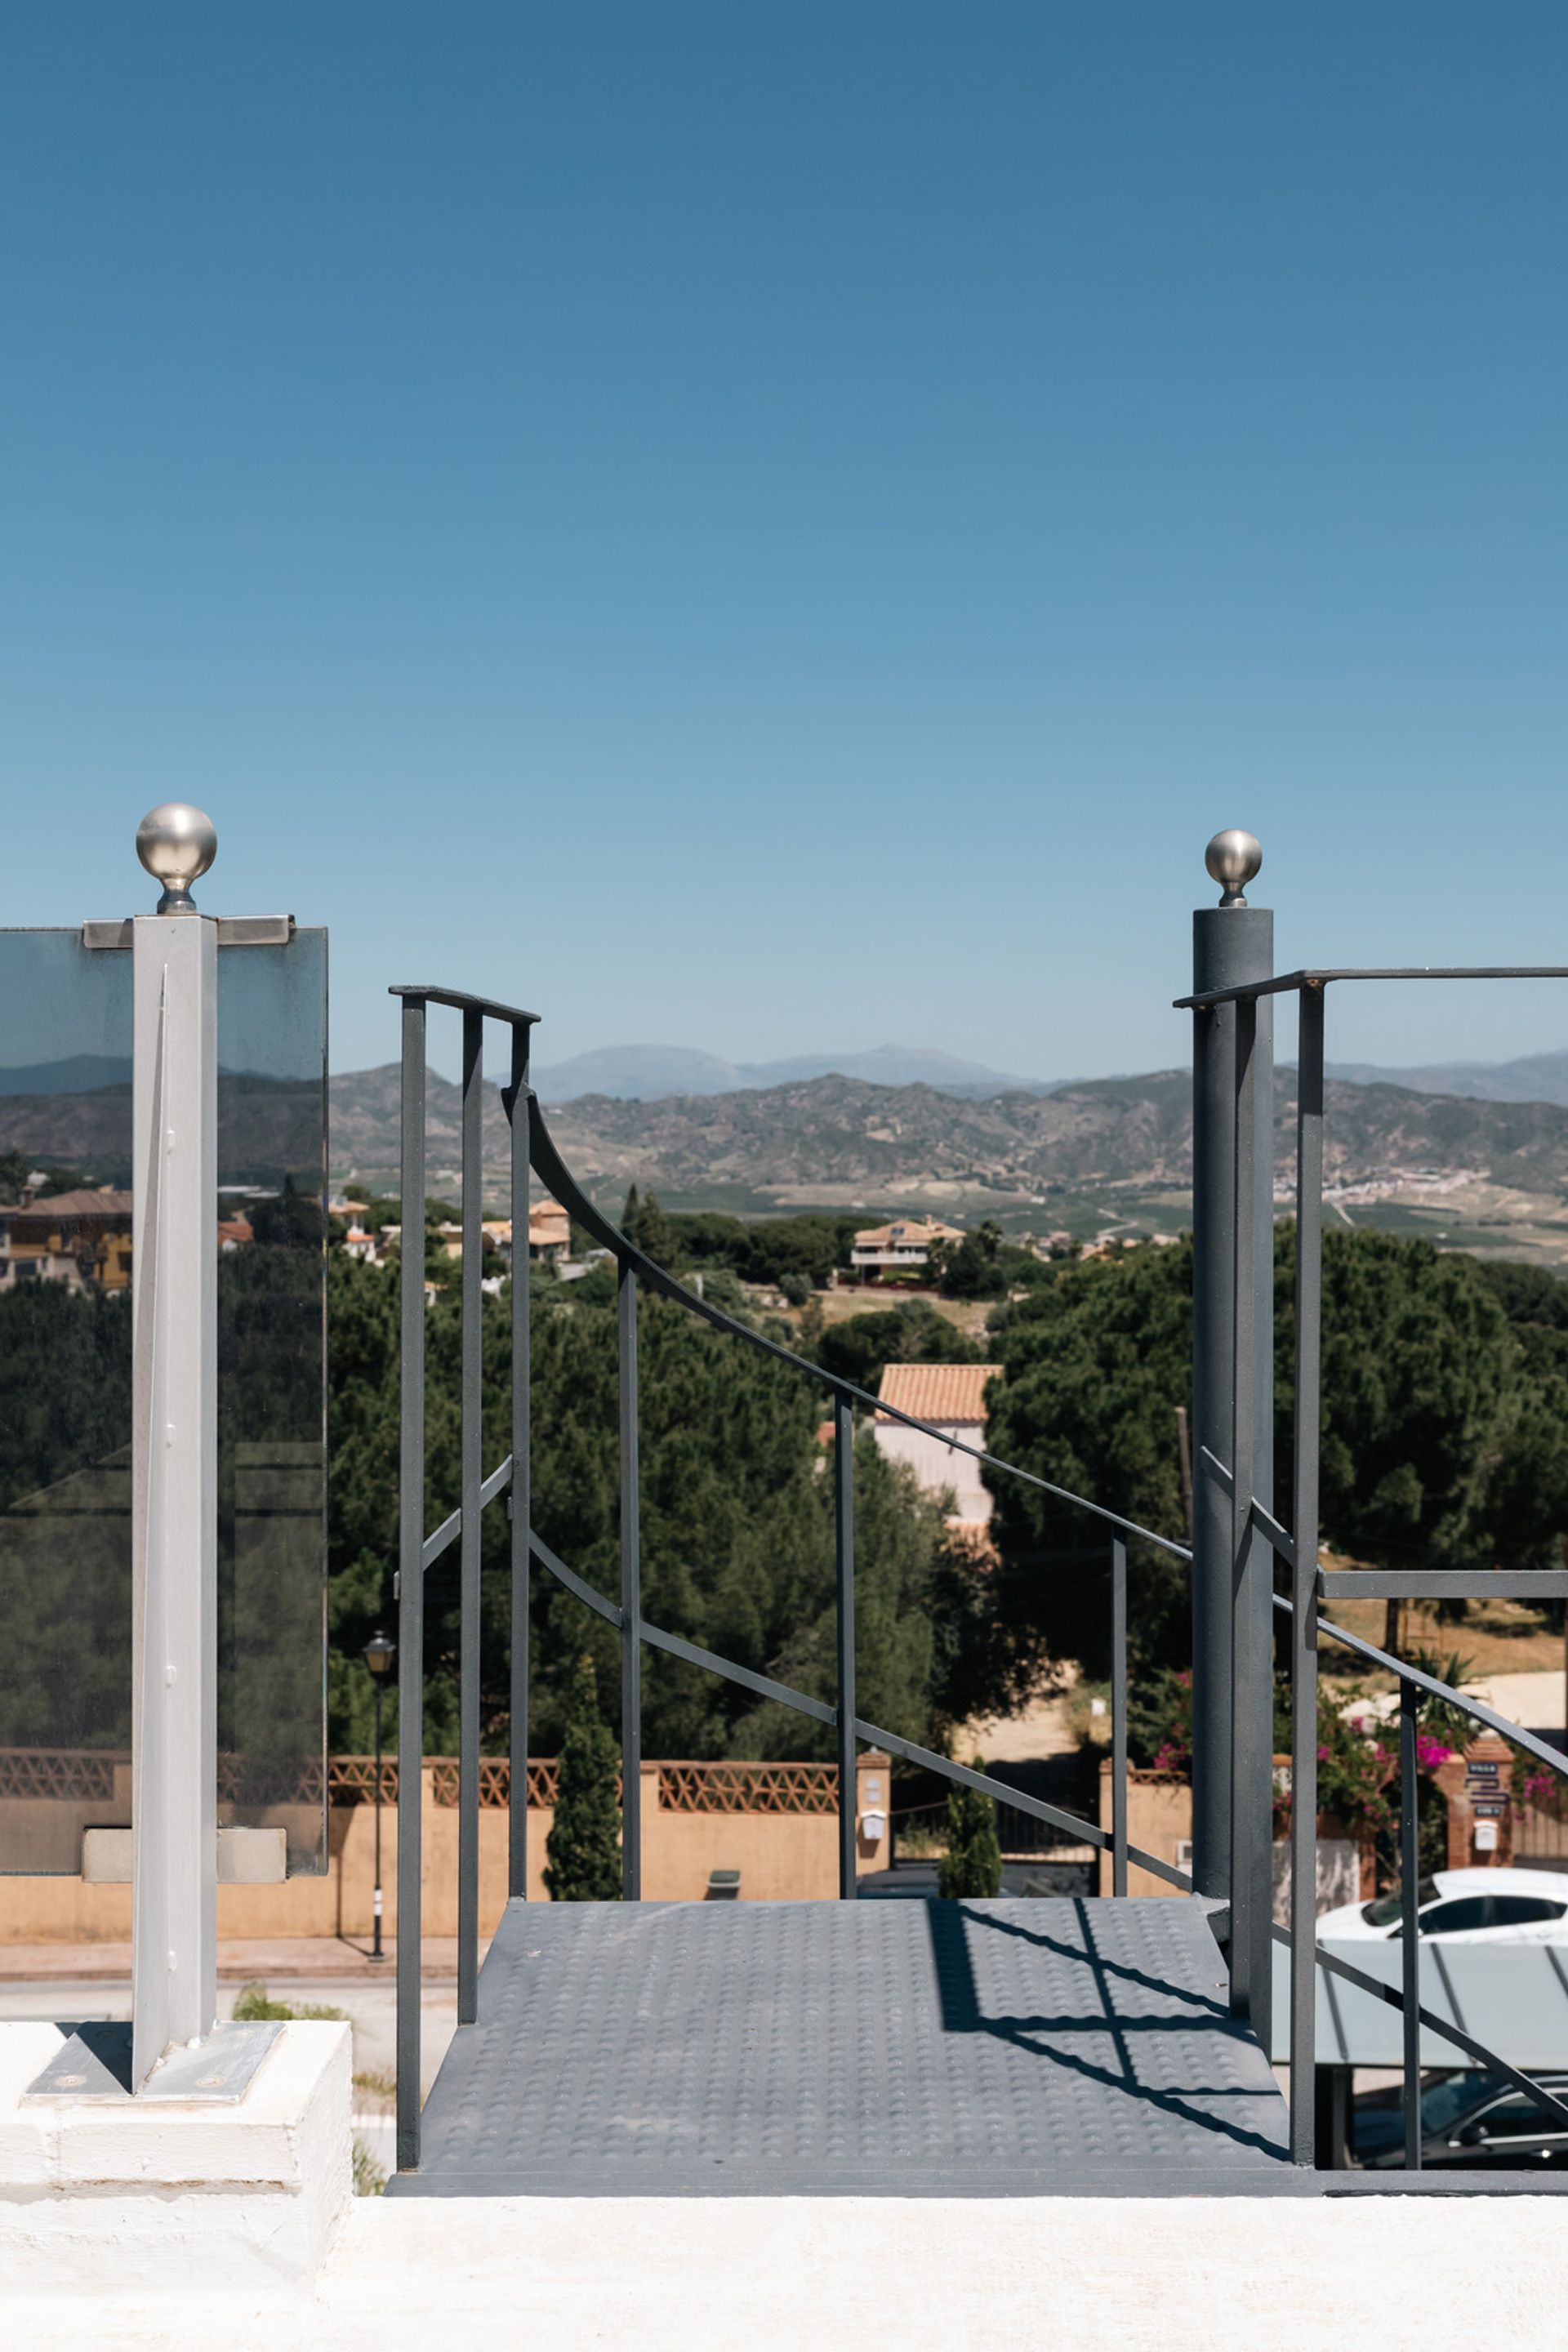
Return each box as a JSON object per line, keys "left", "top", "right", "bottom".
{"left": 0, "top": 1756, "right": 893, "bottom": 1944}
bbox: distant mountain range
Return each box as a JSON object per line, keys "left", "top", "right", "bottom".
{"left": 524, "top": 1038, "right": 1568, "bottom": 1113}
{"left": 0, "top": 1054, "right": 131, "bottom": 1097}
{"left": 1325, "top": 1048, "right": 1568, "bottom": 1108}
{"left": 527, "top": 1042, "right": 1049, "bottom": 1102}
{"left": 322, "top": 1059, "right": 1568, "bottom": 1228}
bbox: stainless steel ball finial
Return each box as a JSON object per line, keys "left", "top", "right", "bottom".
{"left": 1204, "top": 827, "right": 1262, "bottom": 909}
{"left": 136, "top": 803, "right": 217, "bottom": 914}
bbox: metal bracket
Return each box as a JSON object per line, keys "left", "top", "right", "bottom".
{"left": 83, "top": 915, "right": 296, "bottom": 950}
{"left": 25, "top": 2020, "right": 282, "bottom": 2103}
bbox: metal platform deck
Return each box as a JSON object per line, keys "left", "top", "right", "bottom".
{"left": 390, "top": 1895, "right": 1298, "bottom": 2197}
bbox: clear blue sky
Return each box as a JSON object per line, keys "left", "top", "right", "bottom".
{"left": 2, "top": 2, "right": 1565, "bottom": 1081}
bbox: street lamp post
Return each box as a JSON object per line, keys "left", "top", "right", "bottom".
{"left": 363, "top": 1632, "right": 396, "bottom": 1962}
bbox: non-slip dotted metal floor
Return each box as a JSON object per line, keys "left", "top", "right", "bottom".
{"left": 391, "top": 1897, "right": 1297, "bottom": 2197}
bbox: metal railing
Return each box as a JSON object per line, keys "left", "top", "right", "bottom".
{"left": 392, "top": 940, "right": 1568, "bottom": 2185}
{"left": 1177, "top": 952, "right": 1568, "bottom": 2170}
{"left": 391, "top": 984, "right": 1175, "bottom": 2171}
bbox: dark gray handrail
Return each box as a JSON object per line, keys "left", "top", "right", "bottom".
{"left": 1178, "top": 964, "right": 1568, "bottom": 1012}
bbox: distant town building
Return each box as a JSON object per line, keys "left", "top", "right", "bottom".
{"left": 432, "top": 1200, "right": 570, "bottom": 1265}
{"left": 873, "top": 1360, "right": 1002, "bottom": 1525}
{"left": 0, "top": 1186, "right": 135, "bottom": 1294}
{"left": 849, "top": 1215, "right": 964, "bottom": 1281}
{"left": 528, "top": 1200, "right": 570, "bottom": 1262}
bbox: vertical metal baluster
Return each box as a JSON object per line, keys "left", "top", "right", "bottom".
{"left": 835, "top": 1397, "right": 857, "bottom": 1900}
{"left": 1111, "top": 1539, "right": 1128, "bottom": 1898}
{"left": 1232, "top": 986, "right": 1277, "bottom": 2055}
{"left": 1401, "top": 1680, "right": 1423, "bottom": 2171}
{"left": 508, "top": 1022, "right": 532, "bottom": 1899}
{"left": 396, "top": 996, "right": 426, "bottom": 2172}
{"left": 1229, "top": 993, "right": 1259, "bottom": 2030}
{"left": 510, "top": 1025, "right": 533, "bottom": 1891}
{"left": 457, "top": 1007, "right": 483, "bottom": 2022}
{"left": 619, "top": 1262, "right": 642, "bottom": 1900}
{"left": 1290, "top": 984, "right": 1325, "bottom": 2164}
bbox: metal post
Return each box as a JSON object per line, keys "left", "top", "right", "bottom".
{"left": 1111, "top": 1539, "right": 1129, "bottom": 1897}
{"left": 508, "top": 1023, "right": 532, "bottom": 1899}
{"left": 1289, "top": 984, "right": 1325, "bottom": 2163}
{"left": 835, "top": 1398, "right": 857, "bottom": 1901}
{"left": 618, "top": 1263, "right": 642, "bottom": 1900}
{"left": 396, "top": 996, "right": 427, "bottom": 2171}
{"left": 1190, "top": 831, "right": 1273, "bottom": 1905}
{"left": 1228, "top": 988, "right": 1276, "bottom": 2051}
{"left": 457, "top": 1009, "right": 483, "bottom": 2023}
{"left": 1400, "top": 1680, "right": 1423, "bottom": 2170}
{"left": 131, "top": 844, "right": 218, "bottom": 2087}
{"left": 372, "top": 1677, "right": 385, "bottom": 1963}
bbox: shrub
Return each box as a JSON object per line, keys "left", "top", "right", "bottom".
{"left": 937, "top": 1758, "right": 1002, "bottom": 1899}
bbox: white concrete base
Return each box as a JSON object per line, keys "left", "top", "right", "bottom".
{"left": 0, "top": 2018, "right": 350, "bottom": 2303}
{"left": 6, "top": 2189, "right": 1568, "bottom": 2351}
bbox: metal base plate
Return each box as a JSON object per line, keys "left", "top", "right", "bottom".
{"left": 24, "top": 2020, "right": 283, "bottom": 2102}
{"left": 394, "top": 1895, "right": 1294, "bottom": 2197}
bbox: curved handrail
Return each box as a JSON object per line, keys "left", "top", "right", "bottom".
{"left": 527, "top": 1092, "right": 1194, "bottom": 1566}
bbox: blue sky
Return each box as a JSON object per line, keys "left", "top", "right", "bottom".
{"left": 2, "top": 2, "right": 1565, "bottom": 1082}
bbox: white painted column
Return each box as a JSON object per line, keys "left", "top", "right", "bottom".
{"left": 131, "top": 908, "right": 218, "bottom": 2085}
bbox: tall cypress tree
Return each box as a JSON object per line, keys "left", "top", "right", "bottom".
{"left": 543, "top": 1653, "right": 623, "bottom": 1900}
{"left": 938, "top": 1757, "right": 1002, "bottom": 1899}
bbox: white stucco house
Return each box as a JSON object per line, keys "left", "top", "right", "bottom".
{"left": 873, "top": 1360, "right": 1002, "bottom": 1525}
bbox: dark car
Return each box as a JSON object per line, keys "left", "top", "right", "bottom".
{"left": 1353, "top": 2069, "right": 1568, "bottom": 2169}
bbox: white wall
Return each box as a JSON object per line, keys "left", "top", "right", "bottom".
{"left": 873, "top": 1420, "right": 991, "bottom": 1521}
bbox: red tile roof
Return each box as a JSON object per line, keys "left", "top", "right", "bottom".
{"left": 875, "top": 1362, "right": 1002, "bottom": 1426}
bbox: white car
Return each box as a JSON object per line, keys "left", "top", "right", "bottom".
{"left": 1317, "top": 1865, "right": 1568, "bottom": 1945}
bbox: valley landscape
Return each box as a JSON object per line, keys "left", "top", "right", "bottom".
{"left": 320, "top": 1051, "right": 1568, "bottom": 1265}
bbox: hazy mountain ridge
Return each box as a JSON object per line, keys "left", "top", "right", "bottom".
{"left": 527, "top": 1040, "right": 1049, "bottom": 1101}
{"left": 1325, "top": 1047, "right": 1568, "bottom": 1107}
{"left": 323, "top": 1062, "right": 1568, "bottom": 1209}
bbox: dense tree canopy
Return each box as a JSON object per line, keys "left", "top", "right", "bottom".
{"left": 983, "top": 1228, "right": 1568, "bottom": 1682}
{"left": 811, "top": 1297, "right": 986, "bottom": 1392}
{"left": 326, "top": 1252, "right": 980, "bottom": 1761}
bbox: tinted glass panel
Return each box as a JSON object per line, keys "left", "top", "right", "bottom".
{"left": 1490, "top": 1896, "right": 1562, "bottom": 1927}
{"left": 1419, "top": 1898, "right": 1490, "bottom": 1934}
{"left": 1478, "top": 2090, "right": 1565, "bottom": 2136}
{"left": 217, "top": 930, "right": 328, "bottom": 1875}
{"left": 0, "top": 931, "right": 134, "bottom": 1872}
{"left": 0, "top": 927, "right": 328, "bottom": 1878}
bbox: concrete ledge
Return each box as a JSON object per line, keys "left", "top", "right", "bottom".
{"left": 5, "top": 2192, "right": 1567, "bottom": 2350}
{"left": 0, "top": 2019, "right": 350, "bottom": 2296}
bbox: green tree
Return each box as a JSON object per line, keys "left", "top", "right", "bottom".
{"left": 984, "top": 1226, "right": 1568, "bottom": 1683}
{"left": 937, "top": 1759, "right": 1002, "bottom": 1898}
{"left": 543, "top": 1653, "right": 622, "bottom": 1900}
{"left": 813, "top": 1298, "right": 984, "bottom": 1392}
{"left": 929, "top": 1220, "right": 1007, "bottom": 1300}
{"left": 621, "top": 1185, "right": 682, "bottom": 1272}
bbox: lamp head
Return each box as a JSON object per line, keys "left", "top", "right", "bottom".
{"left": 363, "top": 1630, "right": 396, "bottom": 1679}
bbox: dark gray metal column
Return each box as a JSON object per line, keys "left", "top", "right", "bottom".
{"left": 1189, "top": 830, "right": 1273, "bottom": 1914}
{"left": 507, "top": 1024, "right": 532, "bottom": 1898}
{"left": 835, "top": 1397, "right": 857, "bottom": 1901}
{"left": 1289, "top": 982, "right": 1325, "bottom": 2162}
{"left": 458, "top": 1007, "right": 483, "bottom": 2024}
{"left": 1111, "top": 1539, "right": 1129, "bottom": 1898}
{"left": 396, "top": 995, "right": 427, "bottom": 2172}
{"left": 618, "top": 1263, "right": 642, "bottom": 1900}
